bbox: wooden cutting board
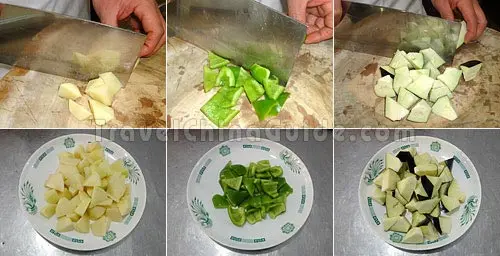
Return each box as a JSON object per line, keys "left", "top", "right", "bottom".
{"left": 0, "top": 46, "right": 166, "bottom": 128}
{"left": 167, "top": 37, "right": 333, "bottom": 128}
{"left": 335, "top": 28, "right": 500, "bottom": 128}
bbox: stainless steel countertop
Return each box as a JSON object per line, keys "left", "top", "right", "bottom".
{"left": 167, "top": 130, "right": 333, "bottom": 256}
{"left": 334, "top": 129, "right": 500, "bottom": 255}
{"left": 0, "top": 129, "right": 166, "bottom": 256}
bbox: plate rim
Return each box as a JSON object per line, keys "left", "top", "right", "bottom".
{"left": 18, "top": 133, "right": 148, "bottom": 251}
{"left": 186, "top": 137, "right": 315, "bottom": 251}
{"left": 357, "top": 135, "right": 482, "bottom": 251}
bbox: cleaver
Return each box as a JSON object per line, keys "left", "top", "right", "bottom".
{"left": 0, "top": 3, "right": 146, "bottom": 85}
{"left": 335, "top": 1, "right": 463, "bottom": 62}
{"left": 167, "top": 0, "right": 307, "bottom": 85}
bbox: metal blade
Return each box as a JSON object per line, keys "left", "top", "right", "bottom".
{"left": 167, "top": 0, "right": 307, "bottom": 85}
{"left": 0, "top": 4, "right": 146, "bottom": 84}
{"left": 335, "top": 1, "right": 462, "bottom": 62}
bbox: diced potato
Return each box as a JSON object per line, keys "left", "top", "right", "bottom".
{"left": 105, "top": 206, "right": 123, "bottom": 222}
{"left": 55, "top": 198, "right": 73, "bottom": 218}
{"left": 74, "top": 145, "right": 85, "bottom": 159}
{"left": 117, "top": 195, "right": 131, "bottom": 216}
{"left": 67, "top": 213, "right": 81, "bottom": 222}
{"left": 57, "top": 188, "right": 73, "bottom": 200}
{"left": 88, "top": 98, "right": 115, "bottom": 126}
{"left": 83, "top": 171, "right": 102, "bottom": 187}
{"left": 56, "top": 216, "right": 74, "bottom": 232}
{"left": 41, "top": 204, "right": 57, "bottom": 218}
{"left": 68, "top": 186, "right": 79, "bottom": 197}
{"left": 58, "top": 154, "right": 80, "bottom": 166}
{"left": 90, "top": 187, "right": 109, "bottom": 208}
{"left": 107, "top": 172, "right": 126, "bottom": 202}
{"left": 45, "top": 189, "right": 60, "bottom": 204}
{"left": 69, "top": 100, "right": 93, "bottom": 121}
{"left": 74, "top": 214, "right": 90, "bottom": 233}
{"left": 99, "top": 72, "right": 122, "bottom": 95}
{"left": 124, "top": 183, "right": 131, "bottom": 197}
{"left": 88, "top": 148, "right": 105, "bottom": 163}
{"left": 86, "top": 79, "right": 114, "bottom": 106}
{"left": 69, "top": 195, "right": 81, "bottom": 210}
{"left": 88, "top": 206, "right": 106, "bottom": 220}
{"left": 86, "top": 187, "right": 94, "bottom": 197}
{"left": 110, "top": 159, "right": 129, "bottom": 178}
{"left": 91, "top": 216, "right": 110, "bottom": 237}
{"left": 86, "top": 142, "right": 103, "bottom": 153}
{"left": 45, "top": 173, "right": 64, "bottom": 192}
{"left": 58, "top": 83, "right": 82, "bottom": 100}
{"left": 74, "top": 196, "right": 91, "bottom": 216}
{"left": 57, "top": 164, "right": 79, "bottom": 177}
{"left": 97, "top": 198, "right": 113, "bottom": 207}
{"left": 100, "top": 177, "right": 109, "bottom": 189}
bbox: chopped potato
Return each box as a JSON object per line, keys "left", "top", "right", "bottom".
{"left": 41, "top": 142, "right": 131, "bottom": 237}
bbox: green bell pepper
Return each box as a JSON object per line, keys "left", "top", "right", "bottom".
{"left": 203, "top": 65, "right": 218, "bottom": 92}
{"left": 208, "top": 51, "right": 230, "bottom": 69}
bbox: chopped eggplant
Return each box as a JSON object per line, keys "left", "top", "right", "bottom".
{"left": 432, "top": 96, "right": 457, "bottom": 121}
{"left": 441, "top": 195, "right": 460, "bottom": 212}
{"left": 397, "top": 88, "right": 420, "bottom": 109}
{"left": 438, "top": 216, "right": 452, "bottom": 234}
{"left": 420, "top": 176, "right": 435, "bottom": 198}
{"left": 395, "top": 188, "right": 409, "bottom": 205}
{"left": 402, "top": 227, "right": 424, "bottom": 244}
{"left": 386, "top": 153, "right": 402, "bottom": 172}
{"left": 405, "top": 197, "right": 418, "bottom": 212}
{"left": 373, "top": 169, "right": 386, "bottom": 187}
{"left": 405, "top": 52, "right": 424, "bottom": 69}
{"left": 409, "top": 69, "right": 430, "bottom": 81}
{"left": 397, "top": 175, "right": 417, "bottom": 202}
{"left": 406, "top": 75, "right": 434, "bottom": 99}
{"left": 439, "top": 166, "right": 454, "bottom": 183}
{"left": 407, "top": 100, "right": 432, "bottom": 123}
{"left": 429, "top": 80, "right": 452, "bottom": 103}
{"left": 383, "top": 215, "right": 399, "bottom": 231}
{"left": 437, "top": 68, "right": 462, "bottom": 92}
{"left": 380, "top": 66, "right": 395, "bottom": 78}
{"left": 373, "top": 186, "right": 386, "bottom": 205}
{"left": 389, "top": 50, "right": 412, "bottom": 69}
{"left": 460, "top": 60, "right": 482, "bottom": 81}
{"left": 439, "top": 182, "right": 451, "bottom": 198}
{"left": 393, "top": 67, "right": 413, "bottom": 93}
{"left": 424, "top": 61, "right": 441, "bottom": 79}
{"left": 415, "top": 198, "right": 440, "bottom": 214}
{"left": 411, "top": 212, "right": 429, "bottom": 227}
{"left": 415, "top": 164, "right": 438, "bottom": 176}
{"left": 445, "top": 158, "right": 454, "bottom": 171}
{"left": 448, "top": 179, "right": 466, "bottom": 203}
{"left": 421, "top": 222, "right": 440, "bottom": 241}
{"left": 389, "top": 216, "right": 411, "bottom": 232}
{"left": 396, "top": 151, "right": 416, "bottom": 173}
{"left": 375, "top": 75, "right": 396, "bottom": 97}
{"left": 430, "top": 204, "right": 441, "bottom": 218}
{"left": 381, "top": 169, "right": 401, "bottom": 192}
{"left": 385, "top": 97, "right": 409, "bottom": 121}
{"left": 420, "top": 48, "right": 445, "bottom": 68}
{"left": 414, "top": 153, "right": 431, "bottom": 166}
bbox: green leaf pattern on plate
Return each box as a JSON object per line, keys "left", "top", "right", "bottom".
{"left": 364, "top": 158, "right": 383, "bottom": 185}
{"left": 21, "top": 181, "right": 37, "bottom": 215}
{"left": 219, "top": 145, "right": 231, "bottom": 156}
{"left": 389, "top": 232, "right": 404, "bottom": 243}
{"left": 103, "top": 231, "right": 117, "bottom": 242}
{"left": 460, "top": 195, "right": 479, "bottom": 226}
{"left": 64, "top": 137, "right": 75, "bottom": 149}
{"left": 123, "top": 158, "right": 141, "bottom": 185}
{"left": 279, "top": 150, "right": 301, "bottom": 174}
{"left": 430, "top": 141, "right": 441, "bottom": 152}
{"left": 281, "top": 222, "right": 295, "bottom": 234}
{"left": 191, "top": 197, "right": 212, "bottom": 228}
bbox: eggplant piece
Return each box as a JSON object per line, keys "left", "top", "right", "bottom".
{"left": 439, "top": 166, "right": 454, "bottom": 183}
{"left": 437, "top": 67, "right": 462, "bottom": 92}
{"left": 438, "top": 216, "right": 452, "bottom": 234}
{"left": 409, "top": 69, "right": 430, "bottom": 81}
{"left": 439, "top": 182, "right": 451, "bottom": 197}
{"left": 372, "top": 186, "right": 386, "bottom": 205}
{"left": 385, "top": 97, "right": 409, "bottom": 121}
{"left": 402, "top": 227, "right": 424, "bottom": 244}
{"left": 396, "top": 151, "right": 416, "bottom": 173}
{"left": 416, "top": 194, "right": 430, "bottom": 201}
{"left": 421, "top": 222, "right": 440, "bottom": 241}
{"left": 386, "top": 153, "right": 402, "bottom": 172}
{"left": 424, "top": 61, "right": 441, "bottom": 79}
{"left": 429, "top": 80, "right": 452, "bottom": 103}
{"left": 406, "top": 75, "right": 434, "bottom": 99}
{"left": 393, "top": 67, "right": 413, "bottom": 94}
{"left": 415, "top": 198, "right": 440, "bottom": 214}
{"left": 444, "top": 158, "right": 454, "bottom": 171}
{"left": 406, "top": 52, "right": 424, "bottom": 69}
{"left": 420, "top": 48, "right": 445, "bottom": 68}
{"left": 389, "top": 50, "right": 412, "bottom": 69}
{"left": 397, "top": 175, "right": 417, "bottom": 202}
{"left": 381, "top": 169, "right": 401, "bottom": 192}
{"left": 460, "top": 59, "right": 482, "bottom": 82}
{"left": 415, "top": 180, "right": 429, "bottom": 199}
{"left": 395, "top": 188, "right": 409, "bottom": 205}
{"left": 415, "top": 163, "right": 438, "bottom": 176}
{"left": 414, "top": 153, "right": 431, "bottom": 166}
{"left": 380, "top": 66, "right": 395, "bottom": 78}
{"left": 430, "top": 204, "right": 441, "bottom": 218}
{"left": 397, "top": 88, "right": 420, "bottom": 109}
{"left": 373, "top": 169, "right": 387, "bottom": 187}
{"left": 375, "top": 75, "right": 396, "bottom": 97}
{"left": 420, "top": 176, "right": 434, "bottom": 198}
{"left": 441, "top": 195, "right": 460, "bottom": 212}
{"left": 383, "top": 215, "right": 399, "bottom": 231}
{"left": 448, "top": 179, "right": 466, "bottom": 203}
{"left": 432, "top": 217, "right": 443, "bottom": 234}
{"left": 407, "top": 99, "right": 432, "bottom": 123}
{"left": 432, "top": 96, "right": 457, "bottom": 121}
{"left": 411, "top": 212, "right": 429, "bottom": 227}
{"left": 456, "top": 21, "right": 466, "bottom": 49}
{"left": 388, "top": 216, "right": 411, "bottom": 233}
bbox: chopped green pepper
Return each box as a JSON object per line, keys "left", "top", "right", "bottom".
{"left": 212, "top": 194, "right": 229, "bottom": 209}
{"left": 203, "top": 65, "right": 218, "bottom": 92}
{"left": 263, "top": 75, "right": 285, "bottom": 100}
{"left": 200, "top": 101, "right": 240, "bottom": 128}
{"left": 216, "top": 66, "right": 235, "bottom": 87}
{"left": 270, "top": 166, "right": 283, "bottom": 177}
{"left": 226, "top": 189, "right": 250, "bottom": 206}
{"left": 228, "top": 66, "right": 241, "bottom": 82}
{"left": 221, "top": 176, "right": 242, "bottom": 191}
{"left": 243, "top": 178, "right": 255, "bottom": 196}
{"left": 228, "top": 207, "right": 246, "bottom": 227}
{"left": 250, "top": 64, "right": 270, "bottom": 84}
{"left": 244, "top": 78, "right": 265, "bottom": 103}
{"left": 231, "top": 164, "right": 247, "bottom": 176}
{"left": 252, "top": 99, "right": 280, "bottom": 121}
{"left": 268, "top": 92, "right": 290, "bottom": 116}
{"left": 235, "top": 67, "right": 252, "bottom": 87}
{"left": 208, "top": 51, "right": 230, "bottom": 69}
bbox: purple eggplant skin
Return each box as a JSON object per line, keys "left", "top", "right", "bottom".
{"left": 445, "top": 158, "right": 454, "bottom": 171}
{"left": 432, "top": 217, "right": 443, "bottom": 235}
{"left": 397, "top": 151, "right": 416, "bottom": 173}
{"left": 460, "top": 60, "right": 482, "bottom": 68}
{"left": 440, "top": 201, "right": 450, "bottom": 213}
{"left": 420, "top": 176, "right": 434, "bottom": 198}
{"left": 380, "top": 67, "right": 395, "bottom": 78}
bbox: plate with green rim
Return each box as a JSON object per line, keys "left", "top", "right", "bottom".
{"left": 18, "top": 134, "right": 147, "bottom": 251}
{"left": 187, "top": 137, "right": 314, "bottom": 250}
{"left": 358, "top": 136, "right": 481, "bottom": 251}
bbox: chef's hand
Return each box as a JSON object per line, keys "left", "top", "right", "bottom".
{"left": 287, "top": 0, "right": 333, "bottom": 44}
{"left": 92, "top": 0, "right": 166, "bottom": 57}
{"left": 431, "top": 0, "right": 487, "bottom": 43}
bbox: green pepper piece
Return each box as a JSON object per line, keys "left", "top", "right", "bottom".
{"left": 228, "top": 66, "right": 240, "bottom": 82}
{"left": 261, "top": 195, "right": 273, "bottom": 205}
{"left": 255, "top": 171, "right": 272, "bottom": 179}
{"left": 243, "top": 178, "right": 255, "bottom": 196}
{"left": 254, "top": 179, "right": 262, "bottom": 193}
{"left": 212, "top": 194, "right": 229, "bottom": 209}
{"left": 219, "top": 163, "right": 235, "bottom": 179}
{"left": 249, "top": 195, "right": 262, "bottom": 208}
{"left": 263, "top": 75, "right": 285, "bottom": 100}
{"left": 261, "top": 180, "right": 279, "bottom": 198}
{"left": 250, "top": 64, "right": 270, "bottom": 84}
{"left": 231, "top": 164, "right": 247, "bottom": 176}
{"left": 208, "top": 51, "right": 230, "bottom": 69}
{"left": 252, "top": 99, "right": 279, "bottom": 121}
{"left": 203, "top": 65, "right": 218, "bottom": 92}
{"left": 256, "top": 160, "right": 271, "bottom": 172}
{"left": 278, "top": 183, "right": 294, "bottom": 197}
{"left": 247, "top": 162, "right": 256, "bottom": 177}
{"left": 228, "top": 207, "right": 246, "bottom": 227}
{"left": 225, "top": 189, "right": 250, "bottom": 207}
{"left": 270, "top": 166, "right": 283, "bottom": 177}
{"left": 267, "top": 203, "right": 286, "bottom": 219}
{"left": 268, "top": 92, "right": 290, "bottom": 116}
{"left": 201, "top": 101, "right": 239, "bottom": 128}
{"left": 216, "top": 66, "right": 236, "bottom": 87}
{"left": 221, "top": 176, "right": 243, "bottom": 191}
{"left": 274, "top": 177, "right": 286, "bottom": 189}
{"left": 235, "top": 67, "right": 251, "bottom": 87}
{"left": 244, "top": 78, "right": 265, "bottom": 103}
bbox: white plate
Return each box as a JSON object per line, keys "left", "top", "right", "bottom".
{"left": 358, "top": 136, "right": 481, "bottom": 251}
{"left": 18, "top": 134, "right": 147, "bottom": 251}
{"left": 187, "top": 138, "right": 314, "bottom": 250}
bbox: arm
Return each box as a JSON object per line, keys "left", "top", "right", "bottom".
{"left": 287, "top": 0, "right": 333, "bottom": 43}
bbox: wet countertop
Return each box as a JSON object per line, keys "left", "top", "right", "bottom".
{"left": 335, "top": 129, "right": 500, "bottom": 255}
{"left": 167, "top": 37, "right": 333, "bottom": 128}
{"left": 167, "top": 129, "right": 333, "bottom": 255}
{"left": 0, "top": 46, "right": 166, "bottom": 128}
{"left": 0, "top": 129, "right": 166, "bottom": 255}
